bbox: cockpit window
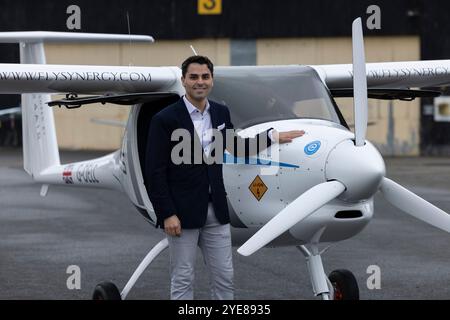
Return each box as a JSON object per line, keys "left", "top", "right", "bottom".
{"left": 209, "top": 66, "right": 346, "bottom": 129}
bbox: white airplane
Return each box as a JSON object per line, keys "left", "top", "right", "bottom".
{"left": 1, "top": 18, "right": 449, "bottom": 300}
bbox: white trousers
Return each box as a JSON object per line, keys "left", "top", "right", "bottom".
{"left": 167, "top": 202, "right": 234, "bottom": 300}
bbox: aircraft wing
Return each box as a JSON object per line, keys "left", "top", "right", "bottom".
{"left": 311, "top": 60, "right": 450, "bottom": 89}
{"left": 0, "top": 63, "right": 179, "bottom": 94}
{"left": 0, "top": 106, "right": 21, "bottom": 117}
{"left": 0, "top": 31, "right": 153, "bottom": 44}
{"left": 0, "top": 31, "right": 176, "bottom": 95}
{"left": 3, "top": 59, "right": 450, "bottom": 95}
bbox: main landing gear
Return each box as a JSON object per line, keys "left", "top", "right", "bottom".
{"left": 92, "top": 238, "right": 169, "bottom": 300}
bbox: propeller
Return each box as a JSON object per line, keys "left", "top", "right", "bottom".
{"left": 237, "top": 181, "right": 346, "bottom": 256}
{"left": 347, "top": 20, "right": 450, "bottom": 231}
{"left": 352, "top": 17, "right": 368, "bottom": 147}
{"left": 380, "top": 178, "right": 450, "bottom": 232}
{"left": 351, "top": 20, "right": 450, "bottom": 232}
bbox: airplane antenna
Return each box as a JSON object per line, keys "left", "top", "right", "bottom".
{"left": 190, "top": 45, "right": 198, "bottom": 56}
{"left": 126, "top": 11, "right": 134, "bottom": 66}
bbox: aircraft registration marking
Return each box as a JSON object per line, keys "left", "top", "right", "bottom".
{"left": 62, "top": 164, "right": 74, "bottom": 184}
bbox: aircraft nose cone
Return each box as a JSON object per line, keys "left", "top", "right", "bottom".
{"left": 325, "top": 140, "right": 385, "bottom": 201}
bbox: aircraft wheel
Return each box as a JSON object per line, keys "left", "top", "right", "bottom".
{"left": 328, "top": 269, "right": 359, "bottom": 300}
{"left": 92, "top": 281, "right": 122, "bottom": 300}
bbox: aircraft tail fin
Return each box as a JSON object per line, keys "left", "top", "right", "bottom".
{"left": 20, "top": 42, "right": 59, "bottom": 177}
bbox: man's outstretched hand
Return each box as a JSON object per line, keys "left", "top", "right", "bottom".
{"left": 273, "top": 130, "right": 305, "bottom": 143}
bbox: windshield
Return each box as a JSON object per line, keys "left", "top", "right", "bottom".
{"left": 209, "top": 66, "right": 346, "bottom": 129}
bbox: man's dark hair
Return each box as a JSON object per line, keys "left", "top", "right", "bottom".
{"left": 181, "top": 55, "right": 214, "bottom": 78}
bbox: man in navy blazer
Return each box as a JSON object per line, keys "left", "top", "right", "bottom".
{"left": 146, "top": 56, "right": 304, "bottom": 300}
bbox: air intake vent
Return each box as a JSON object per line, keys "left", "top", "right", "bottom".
{"left": 335, "top": 211, "right": 363, "bottom": 219}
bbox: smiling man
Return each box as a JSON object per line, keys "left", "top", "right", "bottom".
{"left": 146, "top": 55, "right": 304, "bottom": 300}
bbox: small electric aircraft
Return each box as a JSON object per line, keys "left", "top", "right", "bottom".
{"left": 1, "top": 18, "right": 449, "bottom": 300}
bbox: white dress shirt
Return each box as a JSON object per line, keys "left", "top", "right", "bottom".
{"left": 183, "top": 96, "right": 214, "bottom": 156}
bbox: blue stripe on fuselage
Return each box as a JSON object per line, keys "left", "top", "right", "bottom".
{"left": 223, "top": 153, "right": 299, "bottom": 168}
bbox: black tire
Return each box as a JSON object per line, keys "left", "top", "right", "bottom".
{"left": 92, "top": 281, "right": 122, "bottom": 300}
{"left": 328, "top": 269, "right": 359, "bottom": 300}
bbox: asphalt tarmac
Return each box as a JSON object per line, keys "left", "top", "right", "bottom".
{"left": 0, "top": 148, "right": 449, "bottom": 300}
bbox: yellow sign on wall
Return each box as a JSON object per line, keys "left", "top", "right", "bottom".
{"left": 198, "top": 0, "right": 222, "bottom": 15}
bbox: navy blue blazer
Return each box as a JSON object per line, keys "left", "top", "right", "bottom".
{"left": 145, "top": 98, "right": 272, "bottom": 229}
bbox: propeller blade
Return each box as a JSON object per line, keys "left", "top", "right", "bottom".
{"left": 237, "top": 181, "right": 346, "bottom": 256}
{"left": 352, "top": 17, "right": 368, "bottom": 147}
{"left": 380, "top": 178, "right": 450, "bottom": 232}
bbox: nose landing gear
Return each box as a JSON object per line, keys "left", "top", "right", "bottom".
{"left": 298, "top": 244, "right": 360, "bottom": 300}
{"left": 328, "top": 269, "right": 359, "bottom": 300}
